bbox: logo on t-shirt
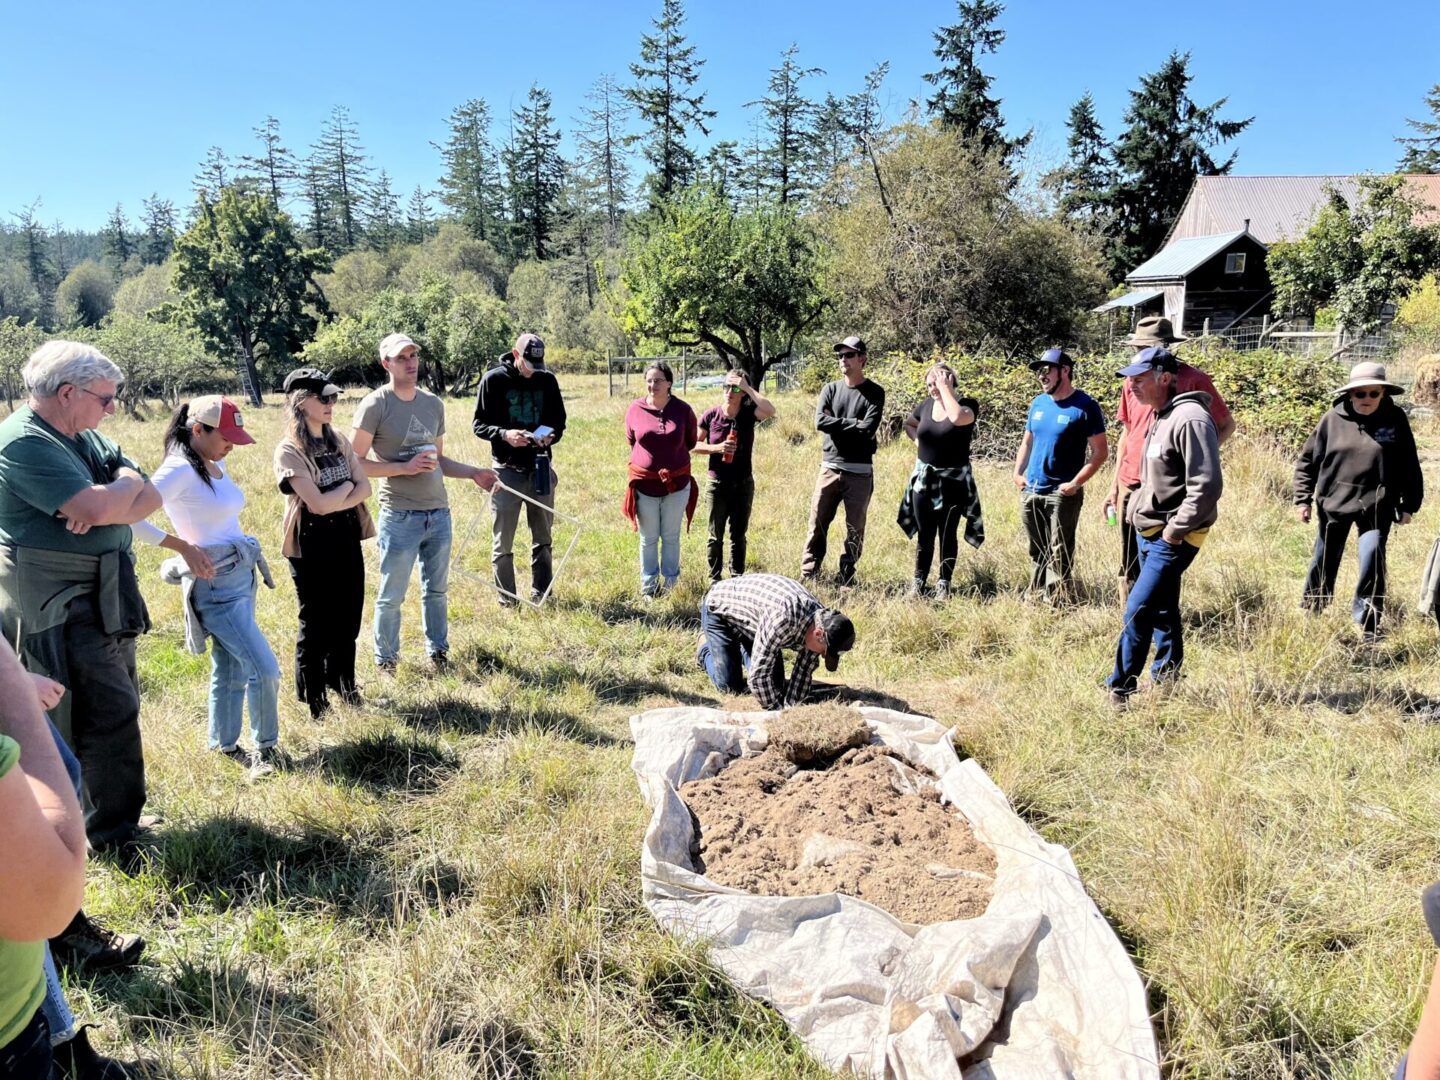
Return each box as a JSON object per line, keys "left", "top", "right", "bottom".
{"left": 398, "top": 414, "right": 437, "bottom": 461}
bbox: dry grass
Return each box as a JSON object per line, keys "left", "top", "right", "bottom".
{"left": 42, "top": 374, "right": 1440, "bottom": 1078}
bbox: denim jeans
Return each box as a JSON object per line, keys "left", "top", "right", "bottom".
{"left": 375, "top": 507, "right": 452, "bottom": 661}
{"left": 697, "top": 600, "right": 750, "bottom": 693}
{"left": 1301, "top": 508, "right": 1392, "bottom": 631}
{"left": 1107, "top": 532, "right": 1200, "bottom": 696}
{"left": 40, "top": 720, "right": 80, "bottom": 1045}
{"left": 192, "top": 543, "right": 280, "bottom": 751}
{"left": 635, "top": 486, "right": 689, "bottom": 595}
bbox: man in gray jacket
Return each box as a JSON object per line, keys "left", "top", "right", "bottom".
{"left": 1105, "top": 347, "right": 1222, "bottom": 704}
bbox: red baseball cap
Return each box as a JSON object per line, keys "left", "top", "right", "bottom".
{"left": 189, "top": 395, "right": 255, "bottom": 445}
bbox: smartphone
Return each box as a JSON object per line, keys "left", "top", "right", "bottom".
{"left": 531, "top": 425, "right": 555, "bottom": 441}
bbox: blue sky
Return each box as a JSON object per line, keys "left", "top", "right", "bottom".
{"left": 4, "top": 0, "right": 1437, "bottom": 230}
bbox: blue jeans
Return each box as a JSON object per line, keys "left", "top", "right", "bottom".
{"left": 1302, "top": 509, "right": 1392, "bottom": 631}
{"left": 697, "top": 600, "right": 782, "bottom": 695}
{"left": 1107, "top": 533, "right": 1200, "bottom": 696}
{"left": 41, "top": 720, "right": 81, "bottom": 1044}
{"left": 375, "top": 507, "right": 452, "bottom": 661}
{"left": 193, "top": 545, "right": 280, "bottom": 751}
{"left": 635, "top": 486, "right": 689, "bottom": 595}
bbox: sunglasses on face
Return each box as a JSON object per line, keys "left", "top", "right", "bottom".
{"left": 73, "top": 385, "right": 118, "bottom": 407}
{"left": 1351, "top": 389, "right": 1383, "bottom": 400}
{"left": 838, "top": 351, "right": 860, "bottom": 360}
{"left": 313, "top": 392, "right": 338, "bottom": 405}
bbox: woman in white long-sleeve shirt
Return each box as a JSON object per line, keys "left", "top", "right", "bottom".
{"left": 133, "top": 396, "right": 281, "bottom": 779}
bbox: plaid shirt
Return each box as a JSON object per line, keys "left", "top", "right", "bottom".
{"left": 896, "top": 461, "right": 985, "bottom": 549}
{"left": 704, "top": 574, "right": 822, "bottom": 710}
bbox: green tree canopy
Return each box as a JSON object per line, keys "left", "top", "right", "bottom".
{"left": 622, "top": 187, "right": 825, "bottom": 384}
{"left": 1269, "top": 175, "right": 1440, "bottom": 333}
{"left": 1397, "top": 83, "right": 1440, "bottom": 174}
{"left": 172, "top": 188, "right": 331, "bottom": 403}
{"left": 923, "top": 1, "right": 1029, "bottom": 166}
{"left": 625, "top": 0, "right": 715, "bottom": 206}
{"left": 55, "top": 260, "right": 114, "bottom": 328}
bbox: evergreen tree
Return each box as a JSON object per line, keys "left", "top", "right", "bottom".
{"left": 702, "top": 141, "right": 745, "bottom": 202}
{"left": 1397, "top": 83, "right": 1440, "bottom": 174}
{"left": 12, "top": 203, "right": 53, "bottom": 318}
{"left": 1107, "top": 51, "right": 1252, "bottom": 277}
{"left": 624, "top": 0, "right": 715, "bottom": 205}
{"left": 299, "top": 154, "right": 332, "bottom": 252}
{"left": 50, "top": 220, "right": 69, "bottom": 279}
{"left": 505, "top": 86, "right": 566, "bottom": 260}
{"left": 923, "top": 1, "right": 1029, "bottom": 163}
{"left": 193, "top": 145, "right": 231, "bottom": 202}
{"left": 406, "top": 186, "right": 433, "bottom": 244}
{"left": 312, "top": 105, "right": 371, "bottom": 252}
{"left": 103, "top": 203, "right": 133, "bottom": 268}
{"left": 368, "top": 170, "right": 402, "bottom": 250}
{"left": 435, "top": 98, "right": 505, "bottom": 242}
{"left": 1047, "top": 92, "right": 1114, "bottom": 225}
{"left": 575, "top": 75, "right": 633, "bottom": 241}
{"left": 748, "top": 44, "right": 824, "bottom": 205}
{"left": 140, "top": 195, "right": 177, "bottom": 264}
{"left": 240, "top": 116, "right": 297, "bottom": 204}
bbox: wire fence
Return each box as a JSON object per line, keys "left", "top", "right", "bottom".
{"left": 1103, "top": 317, "right": 1394, "bottom": 368}
{"left": 605, "top": 354, "right": 803, "bottom": 397}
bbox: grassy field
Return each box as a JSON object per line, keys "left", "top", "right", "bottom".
{"left": 49, "top": 373, "right": 1440, "bottom": 1078}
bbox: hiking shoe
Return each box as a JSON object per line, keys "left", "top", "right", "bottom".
{"left": 1106, "top": 689, "right": 1130, "bottom": 710}
{"left": 430, "top": 651, "right": 449, "bottom": 671}
{"left": 376, "top": 658, "right": 399, "bottom": 677}
{"left": 248, "top": 747, "right": 279, "bottom": 780}
{"left": 219, "top": 745, "right": 250, "bottom": 768}
{"left": 50, "top": 913, "right": 145, "bottom": 972}
{"left": 933, "top": 579, "right": 952, "bottom": 601}
{"left": 51, "top": 1025, "right": 136, "bottom": 1080}
{"left": 908, "top": 578, "right": 926, "bottom": 598}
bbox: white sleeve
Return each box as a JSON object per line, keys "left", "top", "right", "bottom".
{"left": 131, "top": 519, "right": 167, "bottom": 546}
{"left": 135, "top": 454, "right": 192, "bottom": 545}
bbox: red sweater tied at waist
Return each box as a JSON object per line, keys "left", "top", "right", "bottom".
{"left": 622, "top": 463, "right": 698, "bottom": 531}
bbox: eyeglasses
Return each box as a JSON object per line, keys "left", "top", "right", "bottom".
{"left": 838, "top": 351, "right": 860, "bottom": 359}
{"left": 725, "top": 386, "right": 743, "bottom": 395}
{"left": 74, "top": 385, "right": 118, "bottom": 407}
{"left": 1351, "top": 389, "right": 1383, "bottom": 400}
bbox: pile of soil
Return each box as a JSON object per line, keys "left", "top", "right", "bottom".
{"left": 681, "top": 706, "right": 996, "bottom": 924}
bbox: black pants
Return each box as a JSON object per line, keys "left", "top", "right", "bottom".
{"left": 914, "top": 497, "right": 963, "bottom": 584}
{"left": 706, "top": 477, "right": 754, "bottom": 582}
{"left": 288, "top": 540, "right": 364, "bottom": 716}
{"left": 48, "top": 594, "right": 144, "bottom": 849}
{"left": 0, "top": 1007, "right": 51, "bottom": 1079}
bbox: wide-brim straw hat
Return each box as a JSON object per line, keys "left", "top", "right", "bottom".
{"left": 1124, "top": 315, "right": 1187, "bottom": 347}
{"left": 1333, "top": 361, "right": 1404, "bottom": 399}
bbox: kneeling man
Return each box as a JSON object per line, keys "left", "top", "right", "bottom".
{"left": 698, "top": 573, "right": 855, "bottom": 710}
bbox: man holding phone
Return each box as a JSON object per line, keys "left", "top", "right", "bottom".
{"left": 472, "top": 333, "right": 568, "bottom": 606}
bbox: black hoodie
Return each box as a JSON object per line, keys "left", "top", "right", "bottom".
{"left": 1294, "top": 397, "right": 1422, "bottom": 518}
{"left": 472, "top": 356, "right": 567, "bottom": 471}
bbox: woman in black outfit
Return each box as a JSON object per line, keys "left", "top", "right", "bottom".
{"left": 272, "top": 369, "right": 375, "bottom": 717}
{"left": 898, "top": 363, "right": 985, "bottom": 599}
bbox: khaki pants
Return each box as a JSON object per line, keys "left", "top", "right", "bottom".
{"left": 801, "top": 468, "right": 873, "bottom": 583}
{"left": 1118, "top": 484, "right": 1141, "bottom": 603}
{"left": 1021, "top": 488, "right": 1083, "bottom": 603}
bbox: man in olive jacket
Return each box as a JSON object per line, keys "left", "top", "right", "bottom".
{"left": 1106, "top": 347, "right": 1222, "bottom": 704}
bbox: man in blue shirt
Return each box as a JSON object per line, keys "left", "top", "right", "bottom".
{"left": 1011, "top": 348, "right": 1108, "bottom": 603}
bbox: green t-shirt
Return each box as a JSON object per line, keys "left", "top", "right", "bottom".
{"left": 0, "top": 406, "right": 139, "bottom": 555}
{"left": 0, "top": 734, "right": 46, "bottom": 1049}
{"left": 351, "top": 386, "right": 448, "bottom": 511}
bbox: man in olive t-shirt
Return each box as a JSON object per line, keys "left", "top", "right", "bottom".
{"left": 351, "top": 333, "right": 497, "bottom": 671}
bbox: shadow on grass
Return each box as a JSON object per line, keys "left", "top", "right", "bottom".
{"left": 398, "top": 693, "right": 619, "bottom": 746}
{"left": 550, "top": 593, "right": 702, "bottom": 631}
{"left": 460, "top": 641, "right": 716, "bottom": 708}
{"left": 439, "top": 1014, "right": 542, "bottom": 1079}
{"left": 299, "top": 732, "right": 460, "bottom": 795}
{"left": 808, "top": 681, "right": 921, "bottom": 715}
{"left": 139, "top": 814, "right": 466, "bottom": 920}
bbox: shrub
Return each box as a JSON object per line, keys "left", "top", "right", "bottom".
{"left": 1396, "top": 274, "right": 1440, "bottom": 354}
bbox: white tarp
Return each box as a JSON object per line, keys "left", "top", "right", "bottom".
{"left": 630, "top": 705, "right": 1160, "bottom": 1079}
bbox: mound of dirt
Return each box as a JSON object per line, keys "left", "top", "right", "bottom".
{"left": 681, "top": 711, "right": 995, "bottom": 924}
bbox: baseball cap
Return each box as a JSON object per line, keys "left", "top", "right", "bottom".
{"left": 1028, "top": 347, "right": 1072, "bottom": 371}
{"left": 378, "top": 332, "right": 418, "bottom": 361}
{"left": 816, "top": 608, "right": 856, "bottom": 672}
{"left": 282, "top": 367, "right": 341, "bottom": 397}
{"left": 1117, "top": 345, "right": 1179, "bottom": 378}
{"left": 832, "top": 335, "right": 868, "bottom": 355}
{"left": 188, "top": 395, "right": 255, "bottom": 445}
{"left": 514, "top": 332, "right": 546, "bottom": 367}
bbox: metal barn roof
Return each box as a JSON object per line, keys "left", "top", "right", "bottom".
{"left": 1126, "top": 231, "right": 1255, "bottom": 283}
{"left": 1093, "top": 288, "right": 1164, "bottom": 313}
{"left": 1167, "top": 175, "right": 1440, "bottom": 244}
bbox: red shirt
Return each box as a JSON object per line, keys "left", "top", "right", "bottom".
{"left": 625, "top": 396, "right": 698, "bottom": 496}
{"left": 1116, "top": 364, "right": 1232, "bottom": 488}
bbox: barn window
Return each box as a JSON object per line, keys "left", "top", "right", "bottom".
{"left": 1225, "top": 253, "right": 1247, "bottom": 274}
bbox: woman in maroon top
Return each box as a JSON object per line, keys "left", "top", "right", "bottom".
{"left": 623, "top": 362, "right": 698, "bottom": 596}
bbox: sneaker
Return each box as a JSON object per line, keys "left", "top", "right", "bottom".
{"left": 248, "top": 747, "right": 279, "bottom": 780}
{"left": 51, "top": 1024, "right": 136, "bottom": 1079}
{"left": 50, "top": 913, "right": 145, "bottom": 973}
{"left": 219, "top": 745, "right": 250, "bottom": 768}
{"left": 908, "top": 578, "right": 926, "bottom": 598}
{"left": 695, "top": 633, "right": 708, "bottom": 671}
{"left": 933, "top": 579, "right": 952, "bottom": 601}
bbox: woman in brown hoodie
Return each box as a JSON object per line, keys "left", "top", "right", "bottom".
{"left": 1294, "top": 362, "right": 1422, "bottom": 639}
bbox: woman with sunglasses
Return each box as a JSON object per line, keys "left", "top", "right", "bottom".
{"left": 1294, "top": 361, "right": 1422, "bottom": 640}
{"left": 273, "top": 369, "right": 374, "bottom": 717}
{"left": 622, "top": 361, "right": 698, "bottom": 597}
{"left": 133, "top": 396, "right": 284, "bottom": 778}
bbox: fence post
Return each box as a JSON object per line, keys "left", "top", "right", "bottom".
{"left": 1202, "top": 317, "right": 1211, "bottom": 339}
{"left": 1260, "top": 314, "right": 1269, "bottom": 342}
{"left": 606, "top": 353, "right": 613, "bottom": 398}
{"left": 681, "top": 350, "right": 688, "bottom": 392}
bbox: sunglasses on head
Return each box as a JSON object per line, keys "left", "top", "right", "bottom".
{"left": 1351, "top": 389, "right": 1383, "bottom": 400}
